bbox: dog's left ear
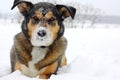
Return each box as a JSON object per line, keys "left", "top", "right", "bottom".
{"left": 56, "top": 5, "right": 76, "bottom": 21}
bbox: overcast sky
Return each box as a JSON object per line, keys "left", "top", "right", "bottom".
{"left": 79, "top": 0, "right": 120, "bottom": 16}
{"left": 0, "top": 0, "right": 120, "bottom": 16}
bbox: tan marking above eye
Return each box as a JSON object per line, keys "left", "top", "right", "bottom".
{"left": 34, "top": 11, "right": 43, "bottom": 19}
{"left": 45, "top": 11, "right": 56, "bottom": 19}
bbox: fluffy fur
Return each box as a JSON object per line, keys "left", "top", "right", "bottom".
{"left": 11, "top": 32, "right": 67, "bottom": 78}
{"left": 10, "top": 0, "right": 76, "bottom": 79}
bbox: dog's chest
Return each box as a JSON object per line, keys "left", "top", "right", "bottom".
{"left": 30, "top": 47, "right": 48, "bottom": 63}
{"left": 21, "top": 47, "right": 48, "bottom": 77}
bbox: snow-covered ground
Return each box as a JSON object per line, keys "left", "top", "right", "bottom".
{"left": 0, "top": 21, "right": 120, "bottom": 80}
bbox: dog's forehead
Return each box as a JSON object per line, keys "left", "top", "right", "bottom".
{"left": 33, "top": 2, "right": 55, "bottom": 15}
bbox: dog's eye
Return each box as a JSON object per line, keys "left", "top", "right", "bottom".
{"left": 48, "top": 18, "right": 56, "bottom": 25}
{"left": 32, "top": 16, "right": 40, "bottom": 24}
{"left": 32, "top": 16, "right": 40, "bottom": 21}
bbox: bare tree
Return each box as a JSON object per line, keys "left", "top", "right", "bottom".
{"left": 77, "top": 4, "right": 102, "bottom": 28}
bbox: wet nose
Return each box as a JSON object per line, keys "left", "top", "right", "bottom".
{"left": 37, "top": 30, "right": 46, "bottom": 37}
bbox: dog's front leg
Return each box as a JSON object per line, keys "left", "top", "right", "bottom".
{"left": 14, "top": 33, "right": 32, "bottom": 66}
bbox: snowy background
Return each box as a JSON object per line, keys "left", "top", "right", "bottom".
{"left": 0, "top": 0, "right": 120, "bottom": 80}
{"left": 0, "top": 21, "right": 120, "bottom": 80}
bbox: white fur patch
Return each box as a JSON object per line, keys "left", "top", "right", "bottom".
{"left": 31, "top": 27, "right": 54, "bottom": 46}
{"left": 21, "top": 47, "right": 48, "bottom": 77}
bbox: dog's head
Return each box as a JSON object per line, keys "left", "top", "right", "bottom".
{"left": 11, "top": 0, "right": 76, "bottom": 47}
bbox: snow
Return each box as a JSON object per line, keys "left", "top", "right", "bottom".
{"left": 0, "top": 21, "right": 120, "bottom": 80}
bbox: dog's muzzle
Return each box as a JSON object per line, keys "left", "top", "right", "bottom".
{"left": 31, "top": 27, "right": 53, "bottom": 46}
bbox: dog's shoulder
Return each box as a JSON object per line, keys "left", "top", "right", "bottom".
{"left": 57, "top": 37, "right": 67, "bottom": 47}
{"left": 61, "top": 37, "right": 67, "bottom": 43}
{"left": 51, "top": 37, "right": 67, "bottom": 52}
{"left": 14, "top": 32, "right": 27, "bottom": 43}
{"left": 13, "top": 32, "right": 32, "bottom": 52}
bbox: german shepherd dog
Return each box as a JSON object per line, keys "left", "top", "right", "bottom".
{"left": 10, "top": 0, "right": 76, "bottom": 79}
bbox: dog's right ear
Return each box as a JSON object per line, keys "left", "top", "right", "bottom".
{"left": 11, "top": 0, "right": 34, "bottom": 17}
{"left": 56, "top": 5, "right": 76, "bottom": 21}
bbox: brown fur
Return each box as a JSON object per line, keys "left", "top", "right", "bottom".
{"left": 59, "top": 7, "right": 71, "bottom": 17}
{"left": 34, "top": 11, "right": 43, "bottom": 19}
{"left": 27, "top": 19, "right": 37, "bottom": 38}
{"left": 17, "top": 2, "right": 32, "bottom": 14}
{"left": 10, "top": 32, "right": 67, "bottom": 78}
{"left": 39, "top": 61, "right": 58, "bottom": 78}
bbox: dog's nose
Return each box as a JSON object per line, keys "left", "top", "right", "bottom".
{"left": 37, "top": 30, "right": 46, "bottom": 37}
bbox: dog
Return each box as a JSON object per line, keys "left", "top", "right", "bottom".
{"left": 10, "top": 0, "right": 76, "bottom": 79}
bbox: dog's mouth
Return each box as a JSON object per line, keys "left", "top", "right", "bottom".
{"left": 31, "top": 27, "right": 54, "bottom": 47}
